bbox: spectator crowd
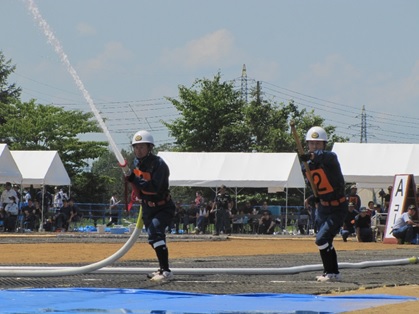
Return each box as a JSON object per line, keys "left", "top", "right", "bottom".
{"left": 1, "top": 182, "right": 418, "bottom": 243}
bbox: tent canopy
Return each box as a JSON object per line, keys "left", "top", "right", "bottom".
{"left": 332, "top": 143, "right": 419, "bottom": 188}
{"left": 158, "top": 152, "right": 305, "bottom": 188}
{"left": 0, "top": 144, "right": 22, "bottom": 184}
{"left": 11, "top": 150, "right": 71, "bottom": 187}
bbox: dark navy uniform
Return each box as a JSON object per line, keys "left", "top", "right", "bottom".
{"left": 130, "top": 153, "right": 175, "bottom": 272}
{"left": 304, "top": 149, "right": 347, "bottom": 277}
{"left": 354, "top": 210, "right": 373, "bottom": 242}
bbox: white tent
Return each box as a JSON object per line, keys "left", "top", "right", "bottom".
{"left": 158, "top": 152, "right": 305, "bottom": 189}
{"left": 0, "top": 144, "right": 22, "bottom": 184}
{"left": 332, "top": 143, "right": 419, "bottom": 188}
{"left": 158, "top": 152, "right": 306, "bottom": 228}
{"left": 11, "top": 150, "right": 71, "bottom": 187}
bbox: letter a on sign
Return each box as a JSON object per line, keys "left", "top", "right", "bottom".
{"left": 383, "top": 174, "right": 417, "bottom": 244}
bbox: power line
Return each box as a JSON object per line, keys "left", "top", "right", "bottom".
{"left": 248, "top": 80, "right": 419, "bottom": 143}
{"left": 12, "top": 69, "right": 419, "bottom": 145}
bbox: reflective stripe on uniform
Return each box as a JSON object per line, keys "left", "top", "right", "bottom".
{"left": 153, "top": 240, "right": 166, "bottom": 248}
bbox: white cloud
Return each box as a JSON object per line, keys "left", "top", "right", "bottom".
{"left": 289, "top": 54, "right": 364, "bottom": 106}
{"left": 304, "top": 54, "right": 361, "bottom": 86}
{"left": 76, "top": 22, "right": 96, "bottom": 36}
{"left": 366, "top": 59, "right": 419, "bottom": 112}
{"left": 78, "top": 42, "right": 134, "bottom": 76}
{"left": 160, "top": 29, "right": 236, "bottom": 68}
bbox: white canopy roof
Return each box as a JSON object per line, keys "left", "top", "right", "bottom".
{"left": 158, "top": 152, "right": 305, "bottom": 188}
{"left": 0, "top": 144, "right": 22, "bottom": 184}
{"left": 11, "top": 150, "right": 71, "bottom": 187}
{"left": 332, "top": 143, "right": 419, "bottom": 188}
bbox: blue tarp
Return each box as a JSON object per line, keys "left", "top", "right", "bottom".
{"left": 0, "top": 288, "right": 416, "bottom": 313}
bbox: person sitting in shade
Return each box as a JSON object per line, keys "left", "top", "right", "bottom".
{"left": 341, "top": 202, "right": 358, "bottom": 242}
{"left": 366, "top": 200, "right": 376, "bottom": 216}
{"left": 392, "top": 205, "right": 418, "bottom": 244}
{"left": 23, "top": 207, "right": 37, "bottom": 231}
{"left": 258, "top": 210, "right": 276, "bottom": 234}
{"left": 354, "top": 207, "right": 373, "bottom": 242}
{"left": 194, "top": 202, "right": 209, "bottom": 234}
{"left": 54, "top": 199, "right": 71, "bottom": 231}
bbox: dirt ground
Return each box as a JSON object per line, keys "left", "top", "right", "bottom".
{"left": 0, "top": 235, "right": 412, "bottom": 263}
{"left": 1, "top": 234, "right": 418, "bottom": 313}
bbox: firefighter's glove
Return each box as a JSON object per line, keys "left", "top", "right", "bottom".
{"left": 126, "top": 170, "right": 136, "bottom": 183}
{"left": 299, "top": 153, "right": 312, "bottom": 162}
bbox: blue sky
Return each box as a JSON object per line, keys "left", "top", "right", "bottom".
{"left": 2, "top": 0, "right": 419, "bottom": 150}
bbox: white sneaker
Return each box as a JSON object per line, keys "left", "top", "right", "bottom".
{"left": 150, "top": 270, "right": 173, "bottom": 282}
{"left": 146, "top": 269, "right": 161, "bottom": 279}
{"left": 316, "top": 273, "right": 342, "bottom": 282}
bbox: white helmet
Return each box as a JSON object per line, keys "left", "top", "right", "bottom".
{"left": 132, "top": 130, "right": 154, "bottom": 146}
{"left": 306, "top": 126, "right": 328, "bottom": 142}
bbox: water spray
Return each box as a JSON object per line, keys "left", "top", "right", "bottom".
{"left": 26, "top": 0, "right": 128, "bottom": 174}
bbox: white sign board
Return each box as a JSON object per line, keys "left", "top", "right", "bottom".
{"left": 383, "top": 174, "right": 416, "bottom": 244}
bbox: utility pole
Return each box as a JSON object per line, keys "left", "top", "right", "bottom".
{"left": 255, "top": 81, "right": 261, "bottom": 105}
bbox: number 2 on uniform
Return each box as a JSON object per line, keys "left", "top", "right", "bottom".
{"left": 309, "top": 169, "right": 334, "bottom": 195}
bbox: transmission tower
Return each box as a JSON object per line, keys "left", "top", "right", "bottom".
{"left": 351, "top": 106, "right": 377, "bottom": 142}
{"left": 360, "top": 105, "right": 367, "bottom": 143}
{"left": 240, "top": 64, "right": 248, "bottom": 102}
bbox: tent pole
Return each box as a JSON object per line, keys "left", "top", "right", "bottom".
{"left": 285, "top": 186, "right": 288, "bottom": 231}
{"left": 39, "top": 185, "right": 45, "bottom": 232}
{"left": 235, "top": 187, "right": 238, "bottom": 210}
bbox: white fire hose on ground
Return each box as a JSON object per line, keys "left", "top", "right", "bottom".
{"left": 0, "top": 255, "right": 417, "bottom": 277}
{"left": 0, "top": 207, "right": 143, "bottom": 277}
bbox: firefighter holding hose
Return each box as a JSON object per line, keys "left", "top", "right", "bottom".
{"left": 126, "top": 130, "right": 175, "bottom": 282}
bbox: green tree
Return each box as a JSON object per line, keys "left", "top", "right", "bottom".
{"left": 245, "top": 96, "right": 298, "bottom": 153}
{"left": 246, "top": 84, "right": 348, "bottom": 153}
{"left": 0, "top": 51, "right": 21, "bottom": 128}
{"left": 91, "top": 149, "right": 134, "bottom": 200}
{"left": 0, "top": 99, "right": 108, "bottom": 177}
{"left": 164, "top": 73, "right": 252, "bottom": 152}
{"left": 71, "top": 171, "right": 112, "bottom": 204}
{"left": 165, "top": 73, "right": 347, "bottom": 154}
